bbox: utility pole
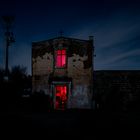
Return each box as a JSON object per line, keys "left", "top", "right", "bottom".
{"left": 2, "top": 16, "right": 15, "bottom": 81}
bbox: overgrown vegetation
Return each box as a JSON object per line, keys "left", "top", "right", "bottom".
{"left": 0, "top": 66, "right": 52, "bottom": 112}
{"left": 0, "top": 66, "right": 31, "bottom": 111}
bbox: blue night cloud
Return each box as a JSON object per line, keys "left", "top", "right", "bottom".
{"left": 70, "top": 9, "right": 140, "bottom": 70}
{"left": 0, "top": 0, "right": 140, "bottom": 74}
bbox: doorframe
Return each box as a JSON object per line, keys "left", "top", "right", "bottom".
{"left": 51, "top": 81, "right": 71, "bottom": 109}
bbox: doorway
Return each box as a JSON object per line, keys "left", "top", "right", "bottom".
{"left": 54, "top": 85, "right": 68, "bottom": 110}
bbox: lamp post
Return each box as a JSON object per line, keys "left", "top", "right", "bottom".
{"left": 2, "top": 16, "right": 15, "bottom": 81}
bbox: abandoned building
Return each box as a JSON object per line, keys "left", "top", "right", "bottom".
{"left": 32, "top": 36, "right": 94, "bottom": 109}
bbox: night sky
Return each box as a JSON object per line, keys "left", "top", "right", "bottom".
{"left": 0, "top": 0, "right": 140, "bottom": 75}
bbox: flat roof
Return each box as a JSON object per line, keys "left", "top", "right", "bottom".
{"left": 32, "top": 36, "right": 91, "bottom": 44}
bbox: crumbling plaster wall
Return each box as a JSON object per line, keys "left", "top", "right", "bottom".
{"left": 67, "top": 54, "right": 92, "bottom": 108}
{"left": 32, "top": 52, "right": 53, "bottom": 94}
{"left": 32, "top": 38, "right": 93, "bottom": 108}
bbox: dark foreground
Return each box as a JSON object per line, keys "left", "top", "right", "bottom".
{"left": 0, "top": 109, "right": 140, "bottom": 139}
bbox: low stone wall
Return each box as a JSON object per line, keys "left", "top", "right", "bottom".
{"left": 94, "top": 70, "right": 140, "bottom": 111}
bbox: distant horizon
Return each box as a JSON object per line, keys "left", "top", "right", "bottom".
{"left": 1, "top": 33, "right": 140, "bottom": 75}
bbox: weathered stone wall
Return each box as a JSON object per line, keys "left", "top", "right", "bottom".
{"left": 67, "top": 54, "right": 92, "bottom": 108}
{"left": 32, "top": 37, "right": 93, "bottom": 109}
{"left": 32, "top": 52, "right": 53, "bottom": 94}
{"left": 94, "top": 70, "right": 140, "bottom": 111}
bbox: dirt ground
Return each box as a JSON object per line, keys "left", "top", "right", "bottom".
{"left": 0, "top": 110, "right": 139, "bottom": 139}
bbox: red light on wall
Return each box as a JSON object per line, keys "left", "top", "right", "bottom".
{"left": 55, "top": 85, "right": 67, "bottom": 109}
{"left": 55, "top": 49, "right": 66, "bottom": 68}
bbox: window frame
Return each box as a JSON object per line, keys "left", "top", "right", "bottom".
{"left": 54, "top": 48, "right": 67, "bottom": 69}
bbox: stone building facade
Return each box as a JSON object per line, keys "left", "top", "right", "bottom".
{"left": 32, "top": 36, "right": 94, "bottom": 109}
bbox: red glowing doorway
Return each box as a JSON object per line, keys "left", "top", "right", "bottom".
{"left": 54, "top": 85, "right": 68, "bottom": 110}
